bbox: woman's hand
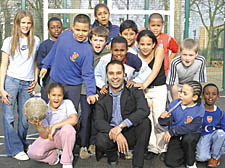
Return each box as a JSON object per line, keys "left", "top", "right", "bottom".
{"left": 27, "top": 80, "right": 37, "bottom": 94}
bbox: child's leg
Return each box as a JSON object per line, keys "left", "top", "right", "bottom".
{"left": 211, "top": 129, "right": 225, "bottom": 160}
{"left": 17, "top": 80, "right": 33, "bottom": 149}
{"left": 165, "top": 136, "right": 184, "bottom": 167}
{"left": 27, "top": 137, "right": 58, "bottom": 164}
{"left": 181, "top": 133, "right": 201, "bottom": 166}
{"left": 196, "top": 134, "right": 212, "bottom": 161}
{"left": 146, "top": 85, "right": 167, "bottom": 154}
{"left": 54, "top": 124, "right": 76, "bottom": 165}
{"left": 3, "top": 76, "right": 26, "bottom": 156}
{"left": 79, "top": 94, "right": 92, "bottom": 147}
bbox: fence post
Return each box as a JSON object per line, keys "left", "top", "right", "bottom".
{"left": 144, "top": 0, "right": 149, "bottom": 28}
{"left": 63, "top": 0, "right": 67, "bottom": 29}
{"left": 223, "top": 15, "right": 225, "bottom": 91}
{"left": 184, "top": 0, "right": 190, "bottom": 38}
{"left": 21, "top": 0, "right": 26, "bottom": 10}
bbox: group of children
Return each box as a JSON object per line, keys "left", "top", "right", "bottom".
{"left": 0, "top": 2, "right": 224, "bottom": 168}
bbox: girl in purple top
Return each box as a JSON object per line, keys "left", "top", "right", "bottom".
{"left": 28, "top": 82, "right": 77, "bottom": 168}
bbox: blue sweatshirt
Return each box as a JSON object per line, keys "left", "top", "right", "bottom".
{"left": 41, "top": 30, "right": 96, "bottom": 96}
{"left": 201, "top": 106, "right": 225, "bottom": 136}
{"left": 158, "top": 98, "right": 205, "bottom": 136}
{"left": 92, "top": 21, "right": 119, "bottom": 44}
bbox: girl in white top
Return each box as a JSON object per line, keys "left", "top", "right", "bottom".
{"left": 0, "top": 10, "right": 40, "bottom": 160}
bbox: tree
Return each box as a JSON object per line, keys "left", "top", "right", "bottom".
{"left": 190, "top": 0, "right": 225, "bottom": 65}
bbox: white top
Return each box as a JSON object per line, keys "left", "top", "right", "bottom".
{"left": 43, "top": 99, "right": 77, "bottom": 127}
{"left": 1, "top": 36, "right": 40, "bottom": 81}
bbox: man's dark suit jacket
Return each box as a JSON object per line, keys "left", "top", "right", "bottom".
{"left": 95, "top": 86, "right": 150, "bottom": 133}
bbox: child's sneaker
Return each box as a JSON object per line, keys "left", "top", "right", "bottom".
{"left": 62, "top": 165, "right": 73, "bottom": 168}
{"left": 186, "top": 162, "right": 197, "bottom": 168}
{"left": 48, "top": 149, "right": 61, "bottom": 165}
{"left": 13, "top": 151, "right": 29, "bottom": 161}
{"left": 208, "top": 158, "right": 220, "bottom": 167}
{"left": 80, "top": 147, "right": 90, "bottom": 159}
{"left": 88, "top": 144, "right": 96, "bottom": 155}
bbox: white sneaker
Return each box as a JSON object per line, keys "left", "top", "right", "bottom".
{"left": 186, "top": 162, "right": 197, "bottom": 168}
{"left": 48, "top": 149, "right": 61, "bottom": 165}
{"left": 62, "top": 165, "right": 73, "bottom": 168}
{"left": 13, "top": 151, "right": 29, "bottom": 161}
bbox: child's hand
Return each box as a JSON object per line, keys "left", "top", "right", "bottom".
{"left": 48, "top": 125, "right": 57, "bottom": 141}
{"left": 39, "top": 68, "right": 47, "bottom": 79}
{"left": 163, "top": 131, "right": 171, "bottom": 142}
{"left": 160, "top": 111, "right": 171, "bottom": 118}
{"left": 87, "top": 94, "right": 99, "bottom": 104}
{"left": 126, "top": 81, "right": 136, "bottom": 88}
{"left": 29, "top": 120, "right": 43, "bottom": 128}
{"left": 100, "top": 84, "right": 108, "bottom": 94}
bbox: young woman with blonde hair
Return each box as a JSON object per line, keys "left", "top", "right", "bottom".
{"left": 0, "top": 10, "right": 40, "bottom": 160}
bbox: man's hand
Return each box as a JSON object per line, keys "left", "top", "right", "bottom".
{"left": 39, "top": 68, "right": 47, "bottom": 79}
{"left": 116, "top": 133, "right": 129, "bottom": 154}
{"left": 109, "top": 126, "right": 122, "bottom": 142}
{"left": 126, "top": 81, "right": 136, "bottom": 88}
{"left": 0, "top": 90, "right": 12, "bottom": 105}
{"left": 87, "top": 94, "right": 99, "bottom": 104}
{"left": 160, "top": 111, "right": 171, "bottom": 119}
{"left": 100, "top": 84, "right": 108, "bottom": 94}
{"left": 163, "top": 131, "right": 171, "bottom": 142}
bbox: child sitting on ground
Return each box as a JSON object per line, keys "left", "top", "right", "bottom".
{"left": 196, "top": 83, "right": 225, "bottom": 167}
{"left": 28, "top": 82, "right": 77, "bottom": 168}
{"left": 159, "top": 81, "right": 205, "bottom": 168}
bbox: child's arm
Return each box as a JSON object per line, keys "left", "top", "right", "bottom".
{"left": 48, "top": 113, "right": 78, "bottom": 140}
{"left": 168, "top": 116, "right": 202, "bottom": 136}
{"left": 169, "top": 52, "right": 177, "bottom": 62}
{"left": 168, "top": 36, "right": 179, "bottom": 62}
{"left": 29, "top": 120, "right": 49, "bottom": 139}
{"left": 95, "top": 58, "right": 108, "bottom": 89}
{"left": 158, "top": 114, "right": 173, "bottom": 127}
{"left": 171, "top": 84, "right": 179, "bottom": 100}
{"left": 142, "top": 47, "right": 164, "bottom": 89}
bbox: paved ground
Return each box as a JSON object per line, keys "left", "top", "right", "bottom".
{"left": 0, "top": 67, "right": 225, "bottom": 168}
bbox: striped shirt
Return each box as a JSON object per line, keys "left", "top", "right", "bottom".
{"left": 166, "top": 55, "right": 207, "bottom": 86}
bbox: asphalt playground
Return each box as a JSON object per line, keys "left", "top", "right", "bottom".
{"left": 0, "top": 92, "right": 225, "bottom": 168}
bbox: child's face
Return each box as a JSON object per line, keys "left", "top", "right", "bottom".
{"left": 111, "top": 42, "right": 128, "bottom": 62}
{"left": 20, "top": 16, "right": 32, "bottom": 37}
{"left": 180, "top": 49, "right": 198, "bottom": 67}
{"left": 95, "top": 7, "right": 110, "bottom": 26}
{"left": 48, "top": 87, "right": 64, "bottom": 111}
{"left": 48, "top": 20, "right": 62, "bottom": 40}
{"left": 90, "top": 35, "right": 107, "bottom": 53}
{"left": 120, "top": 28, "right": 137, "bottom": 48}
{"left": 148, "top": 18, "right": 163, "bottom": 38}
{"left": 138, "top": 35, "right": 155, "bottom": 56}
{"left": 72, "top": 22, "right": 90, "bottom": 42}
{"left": 180, "top": 84, "right": 197, "bottom": 106}
{"left": 203, "top": 86, "right": 219, "bottom": 106}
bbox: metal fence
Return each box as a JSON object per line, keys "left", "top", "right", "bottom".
{"left": 0, "top": 0, "right": 224, "bottom": 90}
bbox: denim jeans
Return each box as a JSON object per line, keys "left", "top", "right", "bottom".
{"left": 2, "top": 76, "right": 32, "bottom": 156}
{"left": 196, "top": 129, "right": 225, "bottom": 161}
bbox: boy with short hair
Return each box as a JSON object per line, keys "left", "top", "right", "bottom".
{"left": 119, "top": 20, "right": 139, "bottom": 54}
{"left": 95, "top": 36, "right": 152, "bottom": 90}
{"left": 79, "top": 26, "right": 110, "bottom": 159}
{"left": 166, "top": 38, "right": 207, "bottom": 100}
{"left": 196, "top": 83, "right": 225, "bottom": 167}
{"left": 40, "top": 14, "right": 98, "bottom": 110}
{"left": 37, "top": 17, "right": 63, "bottom": 102}
{"left": 148, "top": 13, "right": 179, "bottom": 74}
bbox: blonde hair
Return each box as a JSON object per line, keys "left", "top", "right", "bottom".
{"left": 10, "top": 10, "right": 34, "bottom": 59}
{"left": 180, "top": 38, "right": 198, "bottom": 53}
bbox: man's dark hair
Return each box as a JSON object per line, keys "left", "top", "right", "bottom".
{"left": 111, "top": 36, "right": 128, "bottom": 49}
{"left": 106, "top": 60, "right": 125, "bottom": 73}
{"left": 47, "top": 17, "right": 62, "bottom": 28}
{"left": 203, "top": 83, "right": 219, "bottom": 95}
{"left": 120, "top": 20, "right": 138, "bottom": 34}
{"left": 73, "top": 14, "right": 90, "bottom": 26}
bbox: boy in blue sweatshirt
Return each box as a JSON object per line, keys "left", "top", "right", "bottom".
{"left": 40, "top": 14, "right": 98, "bottom": 109}
{"left": 196, "top": 83, "right": 225, "bottom": 167}
{"left": 158, "top": 81, "right": 205, "bottom": 168}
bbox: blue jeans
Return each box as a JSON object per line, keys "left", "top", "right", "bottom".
{"left": 2, "top": 76, "right": 32, "bottom": 156}
{"left": 196, "top": 129, "right": 225, "bottom": 161}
